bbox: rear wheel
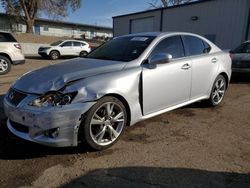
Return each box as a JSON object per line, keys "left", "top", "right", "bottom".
{"left": 49, "top": 50, "right": 60, "bottom": 60}
{"left": 0, "top": 55, "right": 11, "bottom": 75}
{"left": 207, "top": 75, "right": 226, "bottom": 106}
{"left": 79, "top": 51, "right": 88, "bottom": 57}
{"left": 79, "top": 96, "right": 127, "bottom": 150}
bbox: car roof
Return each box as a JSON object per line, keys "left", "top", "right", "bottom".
{"left": 0, "top": 30, "right": 11, "bottom": 34}
{"left": 117, "top": 32, "right": 206, "bottom": 38}
{"left": 63, "top": 40, "right": 87, "bottom": 43}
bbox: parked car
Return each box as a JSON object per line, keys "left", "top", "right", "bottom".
{"left": 38, "top": 40, "right": 91, "bottom": 60}
{"left": 4, "top": 32, "right": 231, "bottom": 150}
{"left": 231, "top": 41, "right": 250, "bottom": 73}
{"left": 0, "top": 31, "right": 25, "bottom": 75}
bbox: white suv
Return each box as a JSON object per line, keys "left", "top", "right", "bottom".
{"left": 38, "top": 40, "right": 91, "bottom": 60}
{"left": 0, "top": 31, "right": 25, "bottom": 75}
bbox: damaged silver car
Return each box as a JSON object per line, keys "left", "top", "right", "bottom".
{"left": 4, "top": 32, "right": 231, "bottom": 150}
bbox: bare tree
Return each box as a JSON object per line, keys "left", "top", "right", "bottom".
{"left": 0, "top": 0, "right": 81, "bottom": 33}
{"left": 149, "top": 0, "right": 193, "bottom": 8}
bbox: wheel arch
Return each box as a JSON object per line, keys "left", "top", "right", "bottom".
{"left": 218, "top": 72, "right": 229, "bottom": 89}
{"left": 104, "top": 93, "right": 131, "bottom": 127}
{"left": 0, "top": 53, "right": 12, "bottom": 63}
{"left": 49, "top": 49, "right": 60, "bottom": 56}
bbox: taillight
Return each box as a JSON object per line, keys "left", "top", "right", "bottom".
{"left": 14, "top": 43, "right": 21, "bottom": 50}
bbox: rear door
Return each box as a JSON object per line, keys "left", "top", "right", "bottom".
{"left": 142, "top": 35, "right": 192, "bottom": 115}
{"left": 182, "top": 35, "right": 219, "bottom": 99}
{"left": 73, "top": 41, "right": 84, "bottom": 55}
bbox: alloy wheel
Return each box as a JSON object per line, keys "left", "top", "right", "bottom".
{"left": 211, "top": 77, "right": 226, "bottom": 105}
{"left": 0, "top": 59, "right": 8, "bottom": 73}
{"left": 89, "top": 102, "right": 125, "bottom": 146}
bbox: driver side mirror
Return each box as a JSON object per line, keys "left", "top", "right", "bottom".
{"left": 148, "top": 53, "right": 173, "bottom": 66}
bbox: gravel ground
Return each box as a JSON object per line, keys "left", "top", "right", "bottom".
{"left": 0, "top": 57, "right": 249, "bottom": 188}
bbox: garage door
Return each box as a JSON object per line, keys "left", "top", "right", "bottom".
{"left": 130, "top": 17, "right": 154, "bottom": 34}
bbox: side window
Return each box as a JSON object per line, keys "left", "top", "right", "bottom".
{"left": 150, "top": 36, "right": 185, "bottom": 59}
{"left": 73, "top": 42, "right": 81, "bottom": 47}
{"left": 184, "top": 36, "right": 209, "bottom": 56}
{"left": 62, "top": 41, "right": 72, "bottom": 47}
{"left": 0, "top": 33, "right": 17, "bottom": 42}
{"left": 203, "top": 41, "right": 211, "bottom": 53}
{"left": 80, "top": 42, "right": 86, "bottom": 46}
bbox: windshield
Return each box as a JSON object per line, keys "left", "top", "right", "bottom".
{"left": 87, "top": 36, "right": 156, "bottom": 62}
{"left": 50, "top": 40, "right": 63, "bottom": 46}
{"left": 233, "top": 42, "right": 250, "bottom": 53}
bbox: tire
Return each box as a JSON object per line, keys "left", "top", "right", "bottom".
{"left": 0, "top": 55, "right": 11, "bottom": 75}
{"left": 79, "top": 96, "right": 127, "bottom": 151}
{"left": 207, "top": 75, "right": 227, "bottom": 106}
{"left": 79, "top": 51, "right": 88, "bottom": 57}
{"left": 49, "top": 50, "right": 60, "bottom": 60}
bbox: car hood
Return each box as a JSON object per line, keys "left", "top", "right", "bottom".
{"left": 232, "top": 54, "right": 250, "bottom": 61}
{"left": 13, "top": 58, "right": 126, "bottom": 94}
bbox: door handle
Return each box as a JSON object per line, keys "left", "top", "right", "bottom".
{"left": 181, "top": 63, "right": 191, "bottom": 70}
{"left": 211, "top": 57, "right": 217, "bottom": 63}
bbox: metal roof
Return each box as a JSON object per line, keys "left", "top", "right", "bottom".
{"left": 113, "top": 0, "right": 214, "bottom": 19}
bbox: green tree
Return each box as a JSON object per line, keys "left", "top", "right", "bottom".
{"left": 0, "top": 0, "right": 81, "bottom": 33}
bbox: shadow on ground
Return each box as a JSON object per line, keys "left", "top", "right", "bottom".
{"left": 61, "top": 167, "right": 250, "bottom": 188}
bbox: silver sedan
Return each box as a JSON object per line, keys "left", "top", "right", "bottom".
{"left": 3, "top": 32, "right": 232, "bottom": 150}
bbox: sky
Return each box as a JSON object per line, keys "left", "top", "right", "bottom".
{"left": 0, "top": 0, "right": 157, "bottom": 27}
{"left": 62, "top": 0, "right": 160, "bottom": 27}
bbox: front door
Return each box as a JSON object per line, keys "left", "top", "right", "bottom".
{"left": 60, "top": 41, "right": 73, "bottom": 55}
{"left": 142, "top": 36, "right": 192, "bottom": 115}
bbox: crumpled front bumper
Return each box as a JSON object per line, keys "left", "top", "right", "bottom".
{"left": 3, "top": 95, "right": 95, "bottom": 147}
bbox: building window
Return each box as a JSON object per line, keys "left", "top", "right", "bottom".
{"left": 43, "top": 25, "right": 49, "bottom": 31}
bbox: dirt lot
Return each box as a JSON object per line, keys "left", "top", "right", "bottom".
{"left": 0, "top": 57, "right": 249, "bottom": 188}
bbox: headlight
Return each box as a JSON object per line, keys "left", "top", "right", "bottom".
{"left": 29, "top": 92, "right": 77, "bottom": 107}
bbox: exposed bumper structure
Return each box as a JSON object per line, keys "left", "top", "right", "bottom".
{"left": 4, "top": 96, "right": 95, "bottom": 147}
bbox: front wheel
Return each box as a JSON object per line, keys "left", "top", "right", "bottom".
{"left": 49, "top": 51, "right": 60, "bottom": 60}
{"left": 207, "top": 75, "right": 226, "bottom": 106}
{"left": 79, "top": 96, "right": 127, "bottom": 150}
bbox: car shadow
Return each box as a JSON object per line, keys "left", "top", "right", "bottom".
{"left": 60, "top": 166, "right": 250, "bottom": 188}
{"left": 231, "top": 73, "right": 250, "bottom": 83}
{"left": 0, "top": 94, "right": 90, "bottom": 160}
{"left": 25, "top": 55, "right": 45, "bottom": 60}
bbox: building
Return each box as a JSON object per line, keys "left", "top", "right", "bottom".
{"left": 0, "top": 13, "right": 113, "bottom": 40}
{"left": 113, "top": 0, "right": 250, "bottom": 49}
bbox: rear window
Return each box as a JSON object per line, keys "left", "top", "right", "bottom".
{"left": 0, "top": 33, "right": 17, "bottom": 42}
{"left": 184, "top": 35, "right": 210, "bottom": 56}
